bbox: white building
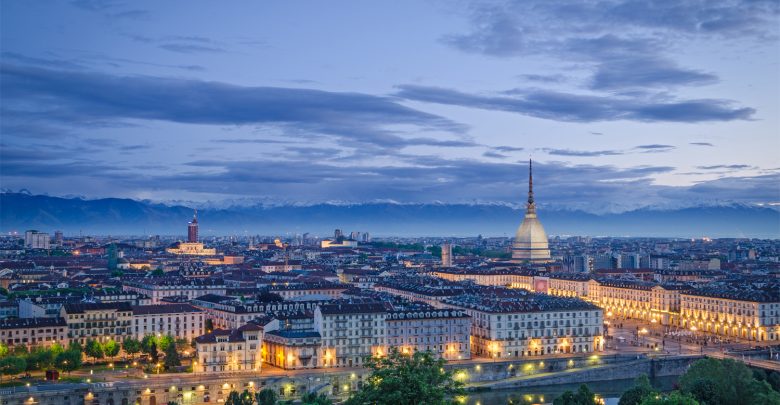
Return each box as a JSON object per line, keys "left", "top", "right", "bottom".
{"left": 194, "top": 324, "right": 264, "bottom": 373}
{"left": 314, "top": 301, "right": 387, "bottom": 368}
{"left": 132, "top": 304, "right": 205, "bottom": 341}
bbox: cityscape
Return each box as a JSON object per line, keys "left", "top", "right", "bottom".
{"left": 1, "top": 1, "right": 779, "bottom": 405}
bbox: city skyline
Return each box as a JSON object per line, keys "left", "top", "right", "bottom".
{"left": 2, "top": 1, "right": 779, "bottom": 214}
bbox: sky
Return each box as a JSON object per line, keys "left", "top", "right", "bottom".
{"left": 1, "top": 0, "right": 779, "bottom": 213}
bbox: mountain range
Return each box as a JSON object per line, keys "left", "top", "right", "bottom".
{"left": 1, "top": 193, "right": 778, "bottom": 238}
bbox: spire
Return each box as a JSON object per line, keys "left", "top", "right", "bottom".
{"left": 528, "top": 159, "right": 534, "bottom": 206}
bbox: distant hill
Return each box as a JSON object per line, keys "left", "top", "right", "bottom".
{"left": 1, "top": 192, "right": 778, "bottom": 238}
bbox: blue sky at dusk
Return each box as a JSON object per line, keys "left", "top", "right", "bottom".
{"left": 1, "top": 0, "right": 778, "bottom": 213}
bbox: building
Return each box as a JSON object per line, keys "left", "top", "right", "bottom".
{"left": 123, "top": 278, "right": 227, "bottom": 304}
{"left": 261, "top": 312, "right": 321, "bottom": 370}
{"left": 194, "top": 323, "right": 263, "bottom": 373}
{"left": 512, "top": 160, "right": 551, "bottom": 263}
{"left": 441, "top": 243, "right": 453, "bottom": 267}
{"left": 433, "top": 268, "right": 535, "bottom": 290}
{"left": 132, "top": 303, "right": 205, "bottom": 341}
{"left": 0, "top": 317, "right": 68, "bottom": 349}
{"left": 314, "top": 301, "right": 387, "bottom": 368}
{"left": 444, "top": 288, "right": 604, "bottom": 358}
{"left": 679, "top": 286, "right": 780, "bottom": 341}
{"left": 188, "top": 210, "right": 199, "bottom": 243}
{"left": 166, "top": 212, "right": 217, "bottom": 256}
{"left": 60, "top": 302, "right": 133, "bottom": 345}
{"left": 24, "top": 230, "right": 50, "bottom": 250}
{"left": 385, "top": 306, "right": 471, "bottom": 360}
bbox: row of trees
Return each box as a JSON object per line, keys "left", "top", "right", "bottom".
{"left": 616, "top": 358, "right": 780, "bottom": 405}
{"left": 0, "top": 342, "right": 83, "bottom": 380}
{"left": 0, "top": 333, "right": 188, "bottom": 379}
{"left": 222, "top": 389, "right": 332, "bottom": 405}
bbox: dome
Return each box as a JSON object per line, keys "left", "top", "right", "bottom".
{"left": 512, "top": 159, "right": 551, "bottom": 263}
{"left": 512, "top": 211, "right": 551, "bottom": 262}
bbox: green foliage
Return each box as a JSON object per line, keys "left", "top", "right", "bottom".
{"left": 156, "top": 335, "right": 174, "bottom": 352}
{"left": 84, "top": 339, "right": 104, "bottom": 361}
{"left": 49, "top": 343, "right": 64, "bottom": 357}
{"left": 0, "top": 356, "right": 26, "bottom": 378}
{"left": 67, "top": 341, "right": 83, "bottom": 353}
{"left": 225, "top": 389, "right": 256, "bottom": 405}
{"left": 255, "top": 388, "right": 278, "bottom": 405}
{"left": 55, "top": 349, "right": 82, "bottom": 372}
{"left": 205, "top": 318, "right": 214, "bottom": 332}
{"left": 163, "top": 342, "right": 181, "bottom": 368}
{"left": 620, "top": 375, "right": 656, "bottom": 405}
{"left": 679, "top": 358, "right": 780, "bottom": 405}
{"left": 103, "top": 339, "right": 120, "bottom": 359}
{"left": 0, "top": 343, "right": 8, "bottom": 358}
{"left": 11, "top": 345, "right": 28, "bottom": 356}
{"left": 26, "top": 348, "right": 54, "bottom": 371}
{"left": 150, "top": 268, "right": 165, "bottom": 276}
{"left": 123, "top": 338, "right": 141, "bottom": 358}
{"left": 553, "top": 384, "right": 598, "bottom": 405}
{"left": 344, "top": 348, "right": 464, "bottom": 405}
{"left": 639, "top": 392, "right": 699, "bottom": 405}
{"left": 768, "top": 372, "right": 780, "bottom": 393}
{"left": 301, "top": 392, "right": 332, "bottom": 405}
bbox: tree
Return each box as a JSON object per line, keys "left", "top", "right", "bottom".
{"left": 55, "top": 349, "right": 82, "bottom": 374}
{"left": 163, "top": 342, "right": 181, "bottom": 369}
{"left": 344, "top": 348, "right": 464, "bottom": 405}
{"left": 226, "top": 390, "right": 256, "bottom": 405}
{"left": 620, "top": 375, "right": 656, "bottom": 405}
{"left": 103, "top": 339, "right": 120, "bottom": 360}
{"left": 49, "top": 342, "right": 64, "bottom": 357}
{"left": 157, "top": 335, "right": 174, "bottom": 352}
{"left": 12, "top": 345, "right": 29, "bottom": 356}
{"left": 553, "top": 384, "right": 598, "bottom": 405}
{"left": 679, "top": 358, "right": 780, "bottom": 405}
{"left": 84, "top": 339, "right": 104, "bottom": 362}
{"left": 255, "top": 388, "right": 278, "bottom": 405}
{"left": 27, "top": 348, "right": 55, "bottom": 371}
{"left": 639, "top": 392, "right": 699, "bottom": 405}
{"left": 0, "top": 356, "right": 26, "bottom": 381}
{"left": 0, "top": 343, "right": 8, "bottom": 358}
{"left": 123, "top": 338, "right": 142, "bottom": 360}
{"left": 205, "top": 319, "right": 214, "bottom": 333}
{"left": 302, "top": 392, "right": 333, "bottom": 405}
{"left": 149, "top": 341, "right": 159, "bottom": 364}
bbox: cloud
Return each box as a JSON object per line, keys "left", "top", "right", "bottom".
{"left": 494, "top": 146, "right": 524, "bottom": 152}
{"left": 483, "top": 151, "right": 508, "bottom": 159}
{"left": 0, "top": 64, "right": 466, "bottom": 149}
{"left": 519, "top": 74, "right": 567, "bottom": 83}
{"left": 395, "top": 84, "right": 754, "bottom": 123}
{"left": 590, "top": 58, "right": 717, "bottom": 90}
{"left": 690, "top": 142, "right": 714, "bottom": 147}
{"left": 697, "top": 164, "right": 752, "bottom": 170}
{"left": 544, "top": 148, "right": 623, "bottom": 157}
{"left": 158, "top": 44, "right": 226, "bottom": 54}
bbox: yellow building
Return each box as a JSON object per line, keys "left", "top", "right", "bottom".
{"left": 680, "top": 288, "right": 779, "bottom": 342}
{"left": 166, "top": 242, "right": 216, "bottom": 256}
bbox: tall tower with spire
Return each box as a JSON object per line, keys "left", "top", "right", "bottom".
{"left": 512, "top": 159, "right": 551, "bottom": 263}
{"left": 187, "top": 209, "right": 199, "bottom": 243}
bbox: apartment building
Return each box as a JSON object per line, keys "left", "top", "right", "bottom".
{"left": 385, "top": 306, "right": 471, "bottom": 360}
{"left": 132, "top": 304, "right": 205, "bottom": 341}
{"left": 314, "top": 301, "right": 387, "bottom": 368}
{"left": 0, "top": 317, "right": 67, "bottom": 348}
{"left": 60, "top": 302, "right": 133, "bottom": 345}
{"left": 194, "top": 323, "right": 263, "bottom": 373}
{"left": 680, "top": 287, "right": 780, "bottom": 341}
